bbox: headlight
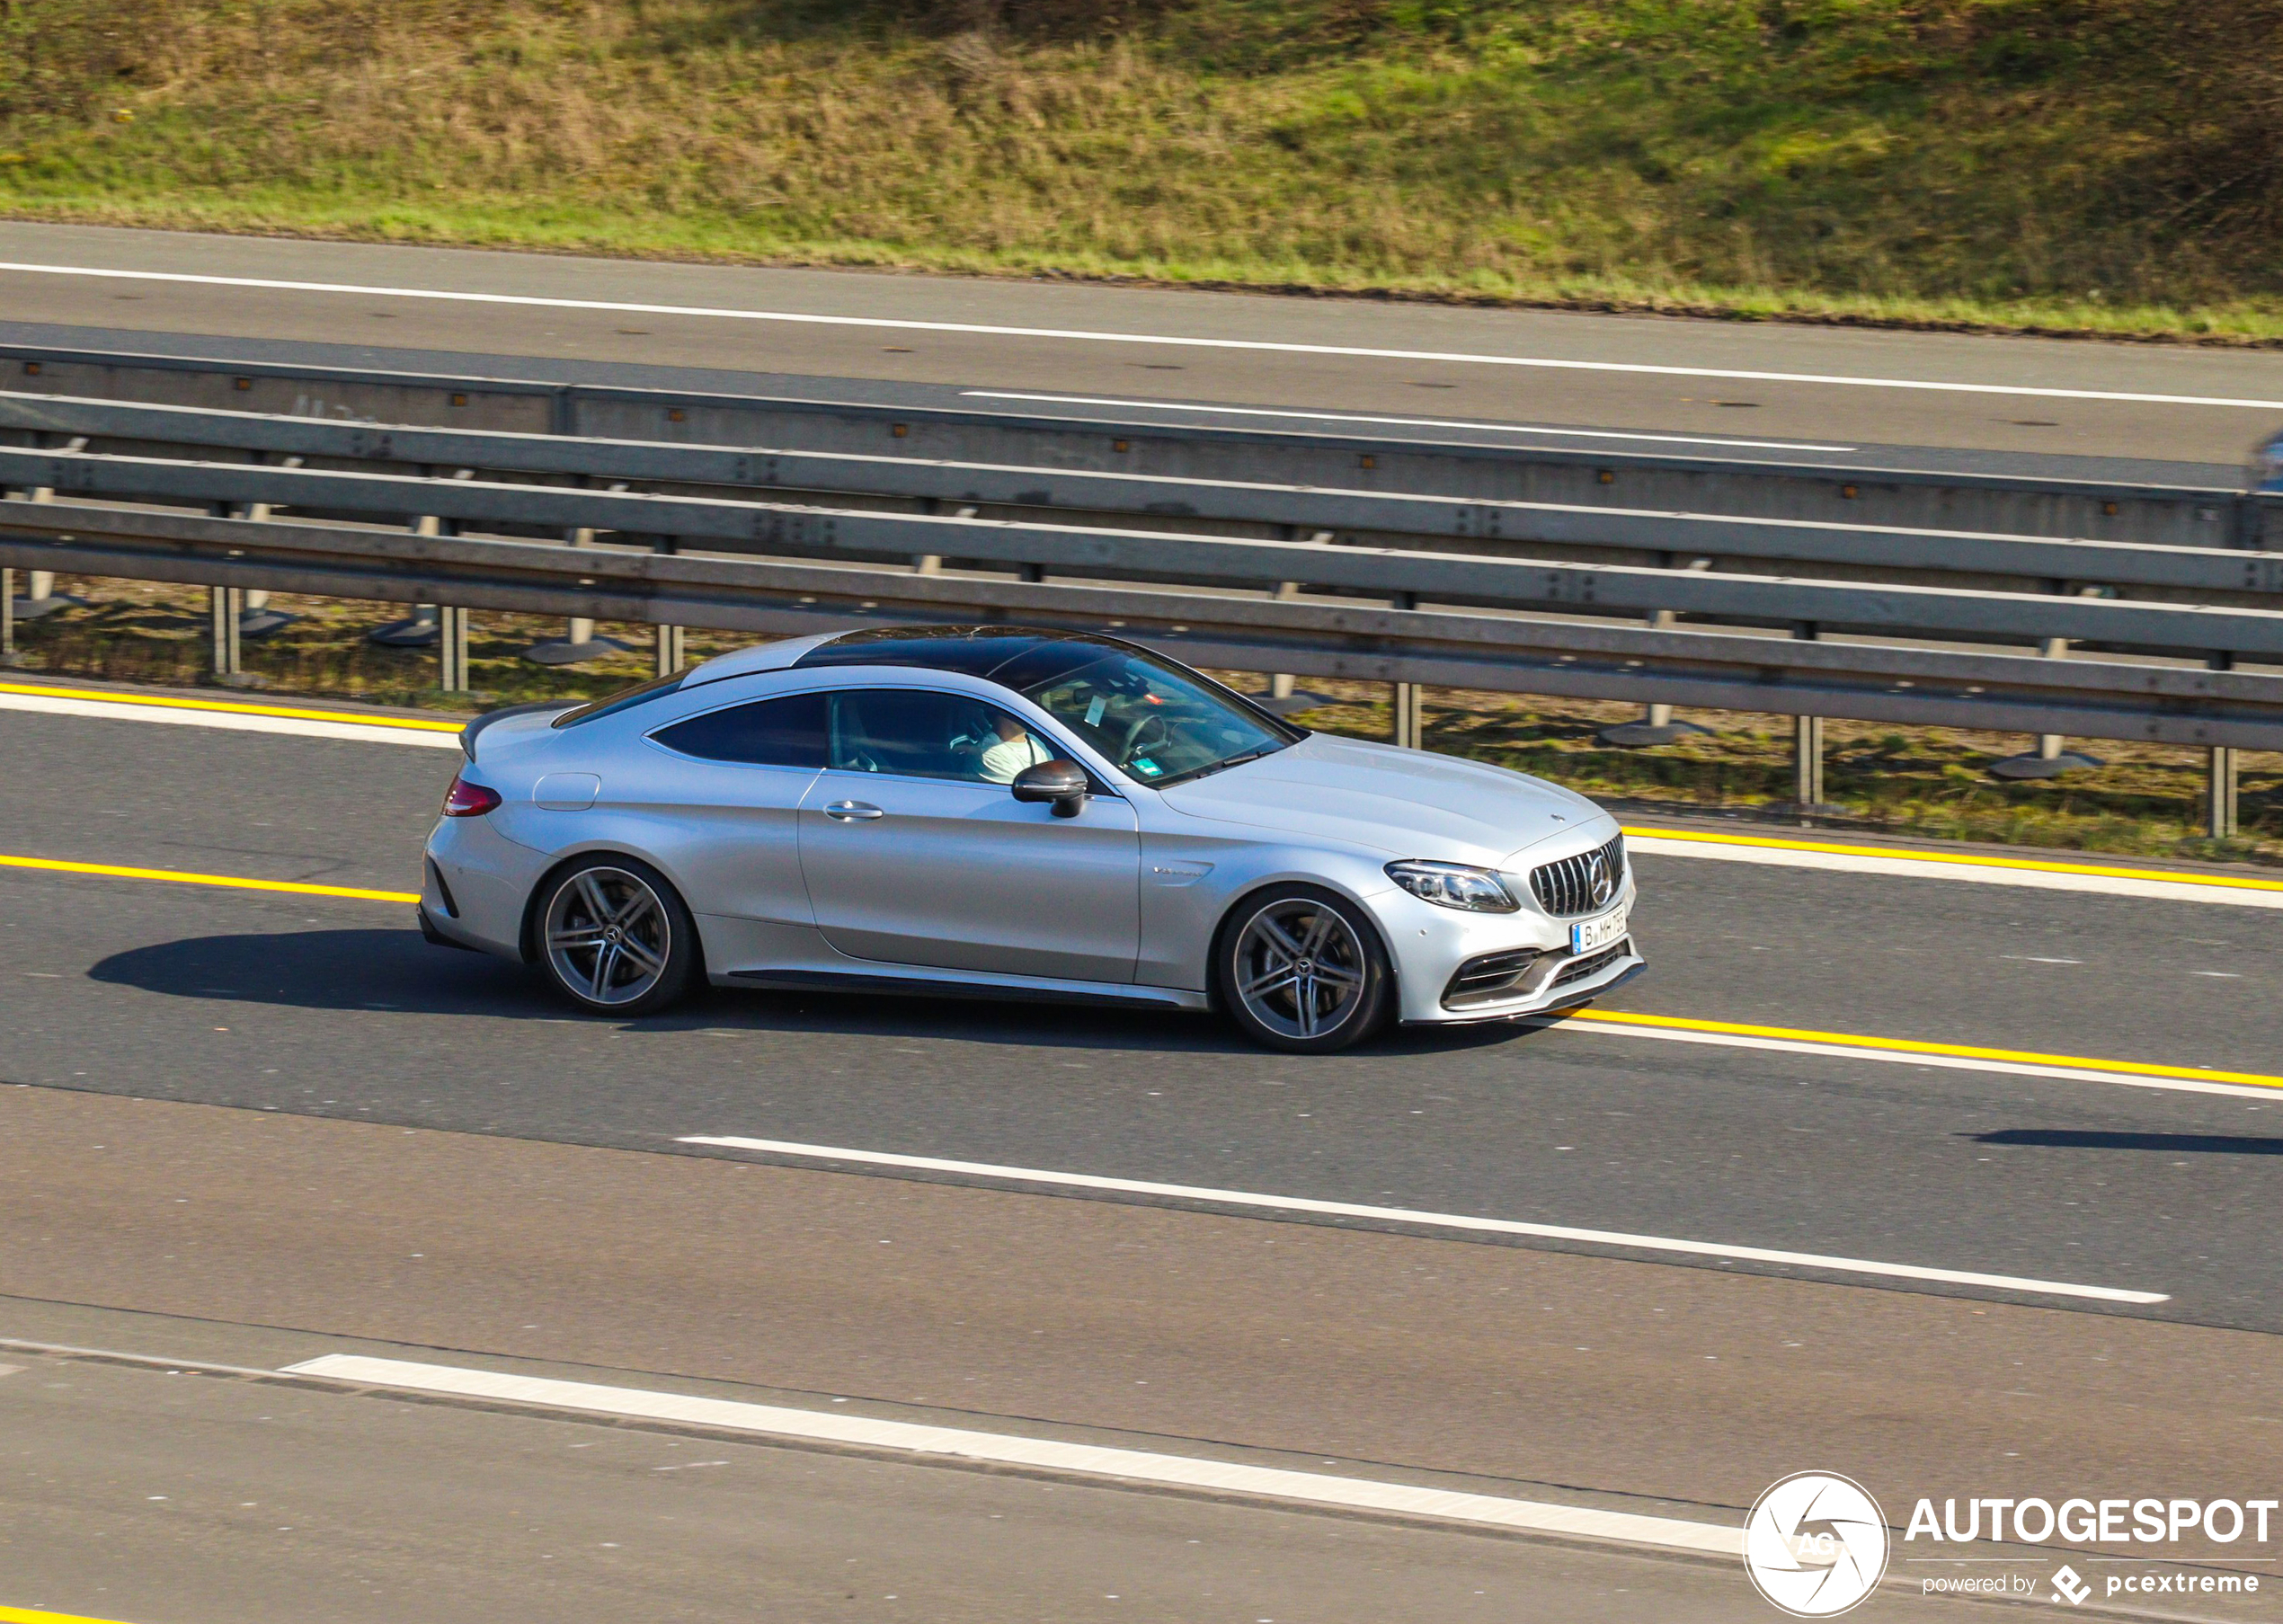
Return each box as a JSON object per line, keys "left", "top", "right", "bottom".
{"left": 1385, "top": 859, "right": 1518, "bottom": 912}
{"left": 2250, "top": 431, "right": 2283, "bottom": 493}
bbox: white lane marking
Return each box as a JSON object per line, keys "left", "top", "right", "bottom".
{"left": 1551, "top": 1018, "right": 2282, "bottom": 1104}
{"left": 1627, "top": 833, "right": 2283, "bottom": 910}
{"left": 672, "top": 1135, "right": 2165, "bottom": 1304}
{"left": 957, "top": 392, "right": 1857, "bottom": 452}
{"left": 282, "top": 1352, "right": 1745, "bottom": 1553}
{"left": 0, "top": 690, "right": 463, "bottom": 748}
{"left": 4, "top": 260, "right": 2280, "bottom": 412}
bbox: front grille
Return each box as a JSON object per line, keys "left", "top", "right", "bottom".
{"left": 1442, "top": 947, "right": 1543, "bottom": 1008}
{"left": 1551, "top": 942, "right": 1629, "bottom": 988}
{"left": 1529, "top": 834, "right": 1627, "bottom": 918}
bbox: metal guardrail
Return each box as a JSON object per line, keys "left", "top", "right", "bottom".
{"left": 0, "top": 369, "right": 2266, "bottom": 837}
{"left": 4, "top": 498, "right": 2282, "bottom": 752}
{"left": 0, "top": 342, "right": 2271, "bottom": 551}
{"left": 3, "top": 393, "right": 2279, "bottom": 606}
{"left": 5, "top": 443, "right": 2283, "bottom": 658}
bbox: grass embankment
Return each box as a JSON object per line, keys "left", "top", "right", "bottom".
{"left": 1, "top": 0, "right": 2281, "bottom": 339}
{"left": 12, "top": 576, "right": 2276, "bottom": 865}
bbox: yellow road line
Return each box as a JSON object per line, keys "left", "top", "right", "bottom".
{"left": 0, "top": 1606, "right": 147, "bottom": 1624}
{"left": 1565, "top": 1008, "right": 2283, "bottom": 1090}
{"left": 0, "top": 854, "right": 419, "bottom": 904}
{"left": 0, "top": 680, "right": 466, "bottom": 734}
{"left": 10, "top": 847, "right": 2271, "bottom": 1092}
{"left": 1622, "top": 825, "right": 2283, "bottom": 892}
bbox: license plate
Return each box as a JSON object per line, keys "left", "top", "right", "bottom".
{"left": 1569, "top": 901, "right": 1630, "bottom": 956}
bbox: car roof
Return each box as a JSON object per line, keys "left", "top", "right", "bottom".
{"left": 789, "top": 625, "right": 1135, "bottom": 682}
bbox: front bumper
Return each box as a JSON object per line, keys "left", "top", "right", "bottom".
{"left": 1412, "top": 944, "right": 1646, "bottom": 1025}
{"left": 1371, "top": 876, "right": 1642, "bottom": 1025}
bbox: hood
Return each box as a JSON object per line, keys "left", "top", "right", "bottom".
{"left": 1158, "top": 734, "right": 1610, "bottom": 866}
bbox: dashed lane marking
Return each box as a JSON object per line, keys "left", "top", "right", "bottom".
{"left": 673, "top": 1135, "right": 2168, "bottom": 1304}
{"left": 4, "top": 260, "right": 2281, "bottom": 411}
{"left": 957, "top": 392, "right": 1854, "bottom": 452}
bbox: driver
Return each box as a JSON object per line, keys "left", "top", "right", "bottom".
{"left": 977, "top": 711, "right": 1053, "bottom": 785}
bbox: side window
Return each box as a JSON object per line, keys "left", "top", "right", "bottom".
{"left": 651, "top": 691, "right": 828, "bottom": 767}
{"left": 825, "top": 689, "right": 1057, "bottom": 785}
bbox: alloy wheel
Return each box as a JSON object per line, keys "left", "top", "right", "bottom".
{"left": 1230, "top": 897, "right": 1368, "bottom": 1042}
{"left": 543, "top": 865, "right": 673, "bottom": 1007}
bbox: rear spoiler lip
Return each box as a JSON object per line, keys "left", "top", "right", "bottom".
{"left": 461, "top": 699, "right": 580, "bottom": 760}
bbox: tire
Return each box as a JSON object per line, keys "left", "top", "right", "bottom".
{"left": 532, "top": 855, "right": 700, "bottom": 1017}
{"left": 1213, "top": 883, "right": 1394, "bottom": 1053}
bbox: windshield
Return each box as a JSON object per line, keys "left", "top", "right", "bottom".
{"left": 1001, "top": 643, "right": 1300, "bottom": 786}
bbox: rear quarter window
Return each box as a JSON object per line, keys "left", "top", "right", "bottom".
{"left": 651, "top": 691, "right": 829, "bottom": 767}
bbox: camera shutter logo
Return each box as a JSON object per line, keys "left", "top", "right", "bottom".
{"left": 1744, "top": 1472, "right": 1891, "bottom": 1617}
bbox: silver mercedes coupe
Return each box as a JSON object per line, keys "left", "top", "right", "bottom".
{"left": 421, "top": 626, "right": 1643, "bottom": 1052}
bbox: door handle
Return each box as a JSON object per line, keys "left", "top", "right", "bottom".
{"left": 822, "top": 800, "right": 884, "bottom": 821}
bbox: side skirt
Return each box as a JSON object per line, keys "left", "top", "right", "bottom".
{"left": 726, "top": 967, "right": 1211, "bottom": 1013}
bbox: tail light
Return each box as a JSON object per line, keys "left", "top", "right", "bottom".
{"left": 442, "top": 773, "right": 502, "bottom": 817}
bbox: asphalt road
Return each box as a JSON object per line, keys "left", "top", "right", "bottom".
{"left": 4, "top": 706, "right": 2279, "bottom": 1335}
{"left": 0, "top": 220, "right": 2278, "bottom": 473}
{"left": 5, "top": 1302, "right": 1798, "bottom": 1624}
{"left": 4, "top": 226, "right": 2282, "bottom": 1620}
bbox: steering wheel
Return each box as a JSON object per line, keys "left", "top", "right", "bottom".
{"left": 1117, "top": 713, "right": 1173, "bottom": 766}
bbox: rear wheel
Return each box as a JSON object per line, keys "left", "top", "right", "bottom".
{"left": 535, "top": 856, "right": 698, "bottom": 1016}
{"left": 1214, "top": 885, "right": 1392, "bottom": 1053}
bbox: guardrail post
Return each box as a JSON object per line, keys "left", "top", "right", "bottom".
{"left": 654, "top": 535, "right": 685, "bottom": 678}
{"left": 17, "top": 447, "right": 89, "bottom": 621}
{"left": 1784, "top": 623, "right": 1842, "bottom": 818}
{"left": 914, "top": 503, "right": 976, "bottom": 576}
{"left": 232, "top": 455, "right": 299, "bottom": 642}
{"left": 2208, "top": 747, "right": 2241, "bottom": 839}
{"left": 1269, "top": 581, "right": 1301, "bottom": 703}
{"left": 372, "top": 471, "right": 475, "bottom": 649}
{"left": 1599, "top": 557, "right": 1713, "bottom": 747}
{"left": 439, "top": 605, "right": 471, "bottom": 692}
{"left": 524, "top": 522, "right": 627, "bottom": 666}
{"left": 1991, "top": 589, "right": 2104, "bottom": 779}
{"left": 1390, "top": 590, "right": 1425, "bottom": 748}
{"left": 2208, "top": 652, "right": 2241, "bottom": 839}
{"left": 17, "top": 470, "right": 77, "bottom": 630}
{"left": 209, "top": 585, "right": 244, "bottom": 679}
{"left": 1263, "top": 531, "right": 1333, "bottom": 715}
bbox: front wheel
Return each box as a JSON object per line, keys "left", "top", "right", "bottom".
{"left": 534, "top": 856, "right": 699, "bottom": 1016}
{"left": 1213, "top": 884, "right": 1393, "bottom": 1053}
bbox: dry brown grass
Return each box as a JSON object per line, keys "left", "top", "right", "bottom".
{"left": 13, "top": 572, "right": 2277, "bottom": 865}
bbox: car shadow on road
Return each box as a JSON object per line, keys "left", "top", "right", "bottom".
{"left": 1972, "top": 1129, "right": 2283, "bottom": 1156}
{"left": 87, "top": 927, "right": 1550, "bottom": 1058}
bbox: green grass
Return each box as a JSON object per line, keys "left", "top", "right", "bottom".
{"left": 1, "top": 0, "right": 2280, "bottom": 339}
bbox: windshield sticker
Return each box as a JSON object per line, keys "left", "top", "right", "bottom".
{"left": 1085, "top": 695, "right": 1107, "bottom": 726}
{"left": 1133, "top": 758, "right": 1163, "bottom": 776}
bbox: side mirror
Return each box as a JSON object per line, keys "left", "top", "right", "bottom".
{"left": 1011, "top": 759, "right": 1089, "bottom": 818}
